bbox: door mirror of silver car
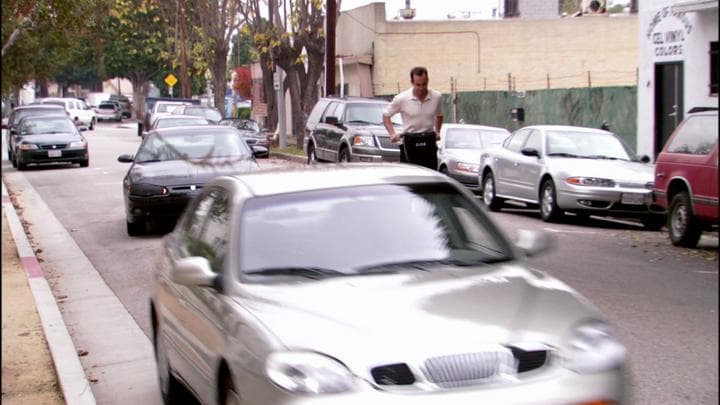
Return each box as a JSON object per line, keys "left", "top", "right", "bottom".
{"left": 117, "top": 154, "right": 134, "bottom": 163}
{"left": 515, "top": 229, "right": 556, "bottom": 257}
{"left": 521, "top": 148, "right": 540, "bottom": 158}
{"left": 171, "top": 257, "right": 218, "bottom": 288}
{"left": 639, "top": 155, "right": 651, "bottom": 163}
{"left": 324, "top": 116, "right": 339, "bottom": 125}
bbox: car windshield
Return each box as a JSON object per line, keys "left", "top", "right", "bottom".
{"left": 238, "top": 183, "right": 512, "bottom": 281}
{"left": 98, "top": 104, "right": 117, "bottom": 110}
{"left": 14, "top": 109, "right": 66, "bottom": 123}
{"left": 19, "top": 117, "right": 77, "bottom": 135}
{"left": 42, "top": 101, "right": 66, "bottom": 108}
{"left": 157, "top": 103, "right": 184, "bottom": 113}
{"left": 546, "top": 130, "right": 634, "bottom": 160}
{"left": 185, "top": 108, "right": 222, "bottom": 122}
{"left": 446, "top": 128, "right": 509, "bottom": 149}
{"left": 346, "top": 103, "right": 402, "bottom": 125}
{"left": 155, "top": 118, "right": 208, "bottom": 129}
{"left": 135, "top": 131, "right": 251, "bottom": 162}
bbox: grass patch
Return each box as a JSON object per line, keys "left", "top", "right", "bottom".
{"left": 271, "top": 145, "right": 304, "bottom": 156}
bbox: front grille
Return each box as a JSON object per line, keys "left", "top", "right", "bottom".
{"left": 511, "top": 347, "right": 548, "bottom": 373}
{"left": 377, "top": 136, "right": 400, "bottom": 150}
{"left": 371, "top": 363, "right": 415, "bottom": 385}
{"left": 244, "top": 138, "right": 258, "bottom": 146}
{"left": 169, "top": 185, "right": 204, "bottom": 192}
{"left": 40, "top": 144, "right": 68, "bottom": 150}
{"left": 423, "top": 350, "right": 517, "bottom": 388}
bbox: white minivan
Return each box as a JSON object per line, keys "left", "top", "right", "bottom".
{"left": 38, "top": 97, "right": 97, "bottom": 130}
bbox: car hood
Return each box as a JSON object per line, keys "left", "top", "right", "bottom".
{"left": 442, "top": 148, "right": 481, "bottom": 163}
{"left": 17, "top": 133, "right": 82, "bottom": 143}
{"left": 129, "top": 158, "right": 259, "bottom": 185}
{"left": 548, "top": 157, "right": 654, "bottom": 182}
{"left": 242, "top": 264, "right": 599, "bottom": 369}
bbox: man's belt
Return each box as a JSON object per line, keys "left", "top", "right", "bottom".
{"left": 401, "top": 131, "right": 436, "bottom": 138}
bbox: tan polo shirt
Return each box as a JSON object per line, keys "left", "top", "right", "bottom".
{"left": 384, "top": 87, "right": 443, "bottom": 138}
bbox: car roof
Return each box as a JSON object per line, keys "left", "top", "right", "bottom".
{"left": 226, "top": 163, "right": 447, "bottom": 197}
{"left": 322, "top": 96, "right": 389, "bottom": 104}
{"left": 18, "top": 114, "right": 72, "bottom": 121}
{"left": 520, "top": 125, "right": 609, "bottom": 133}
{"left": 14, "top": 104, "right": 66, "bottom": 110}
{"left": 443, "top": 124, "right": 510, "bottom": 132}
{"left": 149, "top": 125, "right": 235, "bottom": 136}
{"left": 156, "top": 114, "right": 207, "bottom": 120}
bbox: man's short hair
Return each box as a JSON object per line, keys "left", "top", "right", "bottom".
{"left": 410, "top": 66, "right": 428, "bottom": 80}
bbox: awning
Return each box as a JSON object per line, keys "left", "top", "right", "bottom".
{"left": 671, "top": 0, "right": 718, "bottom": 13}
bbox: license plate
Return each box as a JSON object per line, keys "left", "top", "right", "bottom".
{"left": 48, "top": 150, "right": 62, "bottom": 158}
{"left": 621, "top": 193, "right": 644, "bottom": 205}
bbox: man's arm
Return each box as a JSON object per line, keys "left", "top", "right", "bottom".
{"left": 383, "top": 115, "right": 400, "bottom": 143}
{"left": 434, "top": 114, "right": 443, "bottom": 140}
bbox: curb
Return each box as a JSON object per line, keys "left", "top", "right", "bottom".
{"left": 271, "top": 151, "right": 306, "bottom": 164}
{"left": 1, "top": 181, "right": 97, "bottom": 405}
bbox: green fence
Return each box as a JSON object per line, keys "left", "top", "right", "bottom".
{"left": 439, "top": 86, "right": 638, "bottom": 149}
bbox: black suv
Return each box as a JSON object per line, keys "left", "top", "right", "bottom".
{"left": 303, "top": 97, "right": 402, "bottom": 164}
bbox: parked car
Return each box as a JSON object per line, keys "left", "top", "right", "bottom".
{"left": 653, "top": 109, "right": 718, "bottom": 247}
{"left": 218, "top": 118, "right": 269, "bottom": 158}
{"left": 109, "top": 94, "right": 132, "bottom": 118}
{"left": 438, "top": 124, "right": 511, "bottom": 192}
{"left": 37, "top": 97, "right": 96, "bottom": 130}
{"left": 149, "top": 163, "right": 629, "bottom": 404}
{"left": 144, "top": 100, "right": 194, "bottom": 131}
{"left": 171, "top": 105, "right": 223, "bottom": 124}
{"left": 94, "top": 101, "right": 123, "bottom": 122}
{"left": 3, "top": 104, "right": 70, "bottom": 163}
{"left": 479, "top": 125, "right": 666, "bottom": 229}
{"left": 12, "top": 115, "right": 89, "bottom": 170}
{"left": 118, "top": 126, "right": 263, "bottom": 236}
{"left": 303, "top": 96, "right": 403, "bottom": 164}
{"left": 146, "top": 114, "right": 210, "bottom": 134}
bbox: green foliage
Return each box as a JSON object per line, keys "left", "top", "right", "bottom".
{"left": 229, "top": 31, "right": 256, "bottom": 71}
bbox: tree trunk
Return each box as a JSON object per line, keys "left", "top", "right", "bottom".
{"left": 286, "top": 66, "right": 305, "bottom": 146}
{"left": 132, "top": 80, "right": 149, "bottom": 122}
{"left": 260, "top": 55, "right": 277, "bottom": 131}
{"left": 212, "top": 43, "right": 228, "bottom": 116}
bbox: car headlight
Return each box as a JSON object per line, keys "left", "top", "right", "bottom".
{"left": 129, "top": 183, "right": 168, "bottom": 197}
{"left": 352, "top": 135, "right": 375, "bottom": 147}
{"left": 457, "top": 161, "right": 480, "bottom": 173}
{"left": 565, "top": 319, "right": 626, "bottom": 374}
{"left": 266, "top": 352, "right": 356, "bottom": 394}
{"left": 18, "top": 143, "right": 39, "bottom": 150}
{"left": 69, "top": 141, "right": 86, "bottom": 148}
{"left": 566, "top": 177, "right": 616, "bottom": 187}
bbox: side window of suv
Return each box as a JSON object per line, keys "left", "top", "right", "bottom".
{"left": 505, "top": 129, "right": 530, "bottom": 153}
{"left": 307, "top": 99, "right": 330, "bottom": 129}
{"left": 666, "top": 115, "right": 718, "bottom": 155}
{"left": 321, "top": 102, "right": 341, "bottom": 123}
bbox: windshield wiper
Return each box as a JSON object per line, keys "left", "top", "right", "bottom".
{"left": 546, "top": 152, "right": 585, "bottom": 158}
{"left": 346, "top": 120, "right": 379, "bottom": 125}
{"left": 244, "top": 267, "right": 346, "bottom": 280}
{"left": 585, "top": 155, "right": 626, "bottom": 161}
{"left": 356, "top": 257, "right": 511, "bottom": 274}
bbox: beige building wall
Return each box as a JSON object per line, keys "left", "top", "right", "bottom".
{"left": 337, "top": 3, "right": 638, "bottom": 96}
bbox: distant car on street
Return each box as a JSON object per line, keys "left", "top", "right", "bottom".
{"left": 94, "top": 101, "right": 123, "bottom": 122}
{"left": 171, "top": 105, "right": 223, "bottom": 124}
{"left": 118, "top": 126, "right": 263, "bottom": 236}
{"left": 479, "top": 125, "right": 666, "bottom": 229}
{"left": 3, "top": 104, "right": 70, "bottom": 163}
{"left": 437, "top": 124, "right": 511, "bottom": 192}
{"left": 149, "top": 163, "right": 629, "bottom": 405}
{"left": 12, "top": 115, "right": 89, "bottom": 170}
{"left": 653, "top": 109, "right": 718, "bottom": 247}
{"left": 218, "top": 118, "right": 269, "bottom": 158}
{"left": 141, "top": 114, "right": 210, "bottom": 137}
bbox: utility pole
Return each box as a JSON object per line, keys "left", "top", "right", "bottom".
{"left": 325, "top": 0, "right": 336, "bottom": 96}
{"left": 178, "top": 0, "right": 190, "bottom": 98}
{"left": 269, "top": 0, "right": 286, "bottom": 148}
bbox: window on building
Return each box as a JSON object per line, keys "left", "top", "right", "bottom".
{"left": 710, "top": 41, "right": 718, "bottom": 96}
{"left": 504, "top": 0, "right": 519, "bottom": 17}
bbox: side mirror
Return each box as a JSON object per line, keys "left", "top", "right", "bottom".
{"left": 117, "top": 154, "right": 134, "bottom": 163}
{"left": 252, "top": 145, "right": 269, "bottom": 157}
{"left": 639, "top": 155, "right": 651, "bottom": 163}
{"left": 521, "top": 147, "right": 540, "bottom": 158}
{"left": 324, "top": 116, "right": 339, "bottom": 125}
{"left": 515, "top": 229, "right": 556, "bottom": 257}
{"left": 170, "top": 257, "right": 219, "bottom": 288}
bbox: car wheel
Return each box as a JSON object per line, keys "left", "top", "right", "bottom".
{"left": 89, "top": 118, "right": 96, "bottom": 131}
{"left": 154, "top": 321, "right": 186, "bottom": 404}
{"left": 79, "top": 159, "right": 89, "bottom": 168}
{"left": 338, "top": 147, "right": 350, "bottom": 163}
{"left": 641, "top": 214, "right": 666, "bottom": 231}
{"left": 219, "top": 370, "right": 241, "bottom": 405}
{"left": 127, "top": 218, "right": 145, "bottom": 236}
{"left": 10, "top": 150, "right": 17, "bottom": 168}
{"left": 482, "top": 172, "right": 503, "bottom": 211}
{"left": 539, "top": 179, "right": 563, "bottom": 222}
{"left": 668, "top": 192, "right": 702, "bottom": 247}
{"left": 15, "top": 154, "right": 26, "bottom": 171}
{"left": 307, "top": 143, "right": 317, "bottom": 165}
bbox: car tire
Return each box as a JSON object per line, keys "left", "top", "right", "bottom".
{"left": 482, "top": 172, "right": 503, "bottom": 211}
{"left": 10, "top": 150, "right": 17, "bottom": 168}
{"left": 219, "top": 370, "right": 240, "bottom": 405}
{"left": 79, "top": 159, "right": 89, "bottom": 168}
{"left": 89, "top": 118, "right": 96, "bottom": 131}
{"left": 154, "top": 321, "right": 186, "bottom": 404}
{"left": 15, "top": 155, "right": 26, "bottom": 171}
{"left": 668, "top": 192, "right": 702, "bottom": 247}
{"left": 127, "top": 218, "right": 145, "bottom": 236}
{"left": 539, "top": 179, "right": 563, "bottom": 222}
{"left": 338, "top": 147, "right": 350, "bottom": 163}
{"left": 307, "top": 143, "right": 318, "bottom": 165}
{"left": 641, "top": 214, "right": 666, "bottom": 231}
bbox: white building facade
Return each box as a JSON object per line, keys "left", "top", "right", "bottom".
{"left": 637, "top": 0, "right": 718, "bottom": 159}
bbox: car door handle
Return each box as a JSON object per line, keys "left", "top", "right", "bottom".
{"left": 656, "top": 172, "right": 665, "bottom": 178}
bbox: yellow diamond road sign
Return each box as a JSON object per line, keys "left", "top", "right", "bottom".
{"left": 164, "top": 74, "right": 178, "bottom": 87}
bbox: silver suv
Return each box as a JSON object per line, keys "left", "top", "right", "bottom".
{"left": 303, "top": 97, "right": 402, "bottom": 164}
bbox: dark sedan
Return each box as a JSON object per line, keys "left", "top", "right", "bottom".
{"left": 118, "top": 126, "right": 262, "bottom": 236}
{"left": 3, "top": 104, "right": 70, "bottom": 163}
{"left": 12, "top": 115, "right": 89, "bottom": 170}
{"left": 218, "top": 118, "right": 270, "bottom": 158}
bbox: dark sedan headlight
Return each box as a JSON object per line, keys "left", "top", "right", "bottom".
{"left": 456, "top": 162, "right": 480, "bottom": 174}
{"left": 564, "top": 319, "right": 626, "bottom": 374}
{"left": 128, "top": 182, "right": 169, "bottom": 197}
{"left": 566, "top": 177, "right": 616, "bottom": 187}
{"left": 266, "top": 352, "right": 356, "bottom": 394}
{"left": 18, "top": 143, "right": 39, "bottom": 150}
{"left": 69, "top": 140, "right": 86, "bottom": 148}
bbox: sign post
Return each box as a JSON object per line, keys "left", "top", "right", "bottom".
{"left": 164, "top": 74, "right": 178, "bottom": 98}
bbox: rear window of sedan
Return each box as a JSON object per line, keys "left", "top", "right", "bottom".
{"left": 665, "top": 115, "right": 718, "bottom": 155}
{"left": 19, "top": 117, "right": 77, "bottom": 135}
{"left": 446, "top": 128, "right": 509, "bottom": 149}
{"left": 135, "top": 131, "right": 252, "bottom": 162}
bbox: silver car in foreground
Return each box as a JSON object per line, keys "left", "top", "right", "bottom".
{"left": 480, "top": 125, "right": 666, "bottom": 229}
{"left": 437, "top": 124, "right": 511, "bottom": 191}
{"left": 150, "top": 163, "right": 629, "bottom": 405}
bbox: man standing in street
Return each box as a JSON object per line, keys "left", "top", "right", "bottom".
{"left": 383, "top": 66, "right": 443, "bottom": 170}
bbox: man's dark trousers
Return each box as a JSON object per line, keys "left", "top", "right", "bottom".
{"left": 401, "top": 132, "right": 438, "bottom": 170}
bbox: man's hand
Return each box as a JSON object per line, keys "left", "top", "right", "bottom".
{"left": 390, "top": 133, "right": 400, "bottom": 143}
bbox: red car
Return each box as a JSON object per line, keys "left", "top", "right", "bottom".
{"left": 653, "top": 109, "right": 718, "bottom": 247}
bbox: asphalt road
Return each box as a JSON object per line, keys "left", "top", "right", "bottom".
{"left": 4, "top": 122, "right": 718, "bottom": 404}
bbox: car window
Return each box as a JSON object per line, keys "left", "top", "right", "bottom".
{"left": 666, "top": 115, "right": 718, "bottom": 155}
{"left": 346, "top": 103, "right": 390, "bottom": 125}
{"left": 183, "top": 188, "right": 230, "bottom": 272}
{"left": 307, "top": 99, "right": 331, "bottom": 128}
{"left": 180, "top": 192, "right": 215, "bottom": 255}
{"left": 135, "top": 131, "right": 251, "bottom": 162}
{"left": 505, "top": 129, "right": 530, "bottom": 152}
{"left": 524, "top": 130, "right": 543, "bottom": 152}
{"left": 19, "top": 117, "right": 77, "bottom": 135}
{"left": 546, "top": 130, "right": 632, "bottom": 159}
{"left": 155, "top": 118, "right": 208, "bottom": 129}
{"left": 321, "top": 102, "right": 341, "bottom": 122}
